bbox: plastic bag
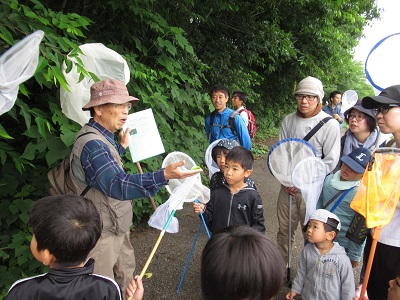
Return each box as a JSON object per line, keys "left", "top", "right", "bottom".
{"left": 60, "top": 43, "right": 130, "bottom": 125}
{"left": 0, "top": 30, "right": 44, "bottom": 115}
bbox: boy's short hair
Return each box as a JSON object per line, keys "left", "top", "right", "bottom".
{"left": 232, "top": 91, "right": 248, "bottom": 103}
{"left": 201, "top": 225, "right": 284, "bottom": 300}
{"left": 225, "top": 146, "right": 253, "bottom": 171}
{"left": 310, "top": 209, "right": 341, "bottom": 233}
{"left": 210, "top": 85, "right": 229, "bottom": 98}
{"left": 29, "top": 195, "right": 101, "bottom": 267}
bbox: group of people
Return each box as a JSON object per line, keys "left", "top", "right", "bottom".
{"left": 277, "top": 77, "right": 400, "bottom": 300}
{"left": 4, "top": 77, "right": 400, "bottom": 300}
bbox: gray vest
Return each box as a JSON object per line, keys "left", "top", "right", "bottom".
{"left": 70, "top": 125, "right": 133, "bottom": 237}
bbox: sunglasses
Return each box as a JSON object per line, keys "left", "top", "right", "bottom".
{"left": 372, "top": 104, "right": 399, "bottom": 116}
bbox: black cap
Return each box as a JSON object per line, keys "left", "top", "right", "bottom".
{"left": 362, "top": 85, "right": 400, "bottom": 109}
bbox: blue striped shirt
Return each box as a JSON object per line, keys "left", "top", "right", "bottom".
{"left": 80, "top": 119, "right": 167, "bottom": 200}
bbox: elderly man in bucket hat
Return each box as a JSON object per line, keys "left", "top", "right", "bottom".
{"left": 276, "top": 76, "right": 341, "bottom": 280}
{"left": 69, "top": 79, "right": 201, "bottom": 296}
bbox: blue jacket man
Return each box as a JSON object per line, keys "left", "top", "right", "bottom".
{"left": 205, "top": 85, "right": 251, "bottom": 150}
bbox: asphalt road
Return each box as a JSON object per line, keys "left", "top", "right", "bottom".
{"left": 131, "top": 146, "right": 361, "bottom": 299}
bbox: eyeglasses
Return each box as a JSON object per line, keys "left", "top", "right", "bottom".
{"left": 295, "top": 95, "right": 317, "bottom": 101}
{"left": 372, "top": 104, "right": 399, "bottom": 116}
{"left": 346, "top": 114, "right": 365, "bottom": 121}
{"left": 108, "top": 103, "right": 132, "bottom": 110}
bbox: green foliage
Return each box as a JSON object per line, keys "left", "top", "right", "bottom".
{"left": 0, "top": 0, "right": 380, "bottom": 296}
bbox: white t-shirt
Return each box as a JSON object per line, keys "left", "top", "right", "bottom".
{"left": 235, "top": 106, "right": 248, "bottom": 126}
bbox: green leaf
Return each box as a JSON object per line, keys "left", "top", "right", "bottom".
{"left": 0, "top": 124, "right": 13, "bottom": 139}
{"left": 0, "top": 27, "right": 14, "bottom": 45}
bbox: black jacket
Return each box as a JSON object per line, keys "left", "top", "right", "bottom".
{"left": 5, "top": 259, "right": 122, "bottom": 300}
{"left": 203, "top": 184, "right": 265, "bottom": 234}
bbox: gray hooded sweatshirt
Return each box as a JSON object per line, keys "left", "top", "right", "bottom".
{"left": 291, "top": 242, "right": 355, "bottom": 300}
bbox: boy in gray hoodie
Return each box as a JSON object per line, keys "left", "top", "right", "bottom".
{"left": 286, "top": 209, "right": 355, "bottom": 300}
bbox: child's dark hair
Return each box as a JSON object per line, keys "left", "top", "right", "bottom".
{"left": 225, "top": 146, "right": 253, "bottom": 171}
{"left": 29, "top": 195, "right": 101, "bottom": 267}
{"left": 201, "top": 225, "right": 284, "bottom": 300}
{"left": 232, "top": 91, "right": 248, "bottom": 103}
{"left": 212, "top": 146, "right": 230, "bottom": 164}
{"left": 210, "top": 85, "right": 229, "bottom": 98}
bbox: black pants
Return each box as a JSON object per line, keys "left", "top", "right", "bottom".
{"left": 364, "top": 234, "right": 400, "bottom": 300}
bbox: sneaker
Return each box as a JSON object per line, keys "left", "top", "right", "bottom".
{"left": 355, "top": 284, "right": 369, "bottom": 299}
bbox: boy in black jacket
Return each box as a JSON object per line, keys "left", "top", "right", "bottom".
{"left": 193, "top": 146, "right": 265, "bottom": 233}
{"left": 5, "top": 195, "right": 143, "bottom": 300}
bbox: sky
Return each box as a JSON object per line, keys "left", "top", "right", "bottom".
{"left": 354, "top": 0, "right": 400, "bottom": 95}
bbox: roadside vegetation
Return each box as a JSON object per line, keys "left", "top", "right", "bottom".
{"left": 0, "top": 0, "right": 378, "bottom": 295}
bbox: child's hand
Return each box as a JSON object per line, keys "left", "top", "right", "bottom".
{"left": 192, "top": 202, "right": 204, "bottom": 215}
{"left": 126, "top": 275, "right": 144, "bottom": 300}
{"left": 286, "top": 290, "right": 297, "bottom": 300}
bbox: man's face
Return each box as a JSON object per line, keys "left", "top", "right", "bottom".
{"left": 331, "top": 94, "right": 342, "bottom": 106}
{"left": 93, "top": 103, "right": 131, "bottom": 133}
{"left": 211, "top": 91, "right": 229, "bottom": 112}
{"left": 231, "top": 93, "right": 242, "bottom": 110}
{"left": 295, "top": 94, "right": 319, "bottom": 117}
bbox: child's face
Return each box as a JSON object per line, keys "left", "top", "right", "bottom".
{"left": 340, "top": 163, "right": 363, "bottom": 181}
{"left": 211, "top": 91, "right": 229, "bottom": 112}
{"left": 223, "top": 159, "right": 251, "bottom": 187}
{"left": 216, "top": 151, "right": 227, "bottom": 171}
{"left": 388, "top": 276, "right": 400, "bottom": 300}
{"left": 306, "top": 220, "right": 331, "bottom": 244}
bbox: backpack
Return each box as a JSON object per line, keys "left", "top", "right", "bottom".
{"left": 47, "top": 132, "right": 96, "bottom": 196}
{"left": 238, "top": 108, "right": 257, "bottom": 139}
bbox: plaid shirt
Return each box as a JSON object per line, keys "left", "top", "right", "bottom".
{"left": 80, "top": 119, "right": 167, "bottom": 200}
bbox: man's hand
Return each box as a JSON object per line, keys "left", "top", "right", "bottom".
{"left": 119, "top": 128, "right": 130, "bottom": 149}
{"left": 284, "top": 186, "right": 299, "bottom": 196}
{"left": 333, "top": 113, "right": 342, "bottom": 123}
{"left": 163, "top": 160, "right": 202, "bottom": 181}
{"left": 350, "top": 259, "right": 359, "bottom": 268}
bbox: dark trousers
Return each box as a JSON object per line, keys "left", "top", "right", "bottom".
{"left": 364, "top": 234, "right": 400, "bottom": 300}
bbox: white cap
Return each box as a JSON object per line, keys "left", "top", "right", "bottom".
{"left": 310, "top": 209, "right": 341, "bottom": 231}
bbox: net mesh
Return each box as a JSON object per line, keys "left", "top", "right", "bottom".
{"left": 350, "top": 149, "right": 400, "bottom": 228}
{"left": 267, "top": 138, "right": 316, "bottom": 187}
{"left": 292, "top": 157, "right": 327, "bottom": 224}
{"left": 148, "top": 152, "right": 210, "bottom": 233}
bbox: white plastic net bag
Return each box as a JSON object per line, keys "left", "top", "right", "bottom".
{"left": 60, "top": 43, "right": 130, "bottom": 125}
{"left": 0, "top": 30, "right": 44, "bottom": 115}
{"left": 292, "top": 157, "right": 327, "bottom": 224}
{"left": 148, "top": 152, "right": 210, "bottom": 233}
{"left": 267, "top": 138, "right": 316, "bottom": 187}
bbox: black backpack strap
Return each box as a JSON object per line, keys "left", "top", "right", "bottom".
{"left": 322, "top": 190, "right": 345, "bottom": 210}
{"left": 74, "top": 131, "right": 98, "bottom": 195}
{"left": 80, "top": 185, "right": 92, "bottom": 196}
{"left": 208, "top": 111, "right": 239, "bottom": 141}
{"left": 303, "top": 117, "right": 333, "bottom": 141}
{"left": 229, "top": 111, "right": 239, "bottom": 140}
{"left": 208, "top": 111, "right": 216, "bottom": 142}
